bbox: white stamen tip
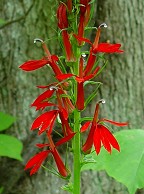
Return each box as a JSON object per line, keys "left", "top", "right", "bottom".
{"left": 39, "top": 122, "right": 43, "bottom": 130}
{"left": 34, "top": 38, "right": 44, "bottom": 44}
{"left": 82, "top": 53, "right": 86, "bottom": 58}
{"left": 49, "top": 86, "right": 58, "bottom": 91}
{"left": 99, "top": 23, "right": 108, "bottom": 28}
{"left": 99, "top": 99, "right": 106, "bottom": 104}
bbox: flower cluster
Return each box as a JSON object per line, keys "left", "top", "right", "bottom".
{"left": 19, "top": 0, "right": 128, "bottom": 177}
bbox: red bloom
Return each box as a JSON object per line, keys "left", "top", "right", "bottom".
{"left": 31, "top": 85, "right": 74, "bottom": 114}
{"left": 74, "top": 24, "right": 123, "bottom": 76}
{"left": 19, "top": 55, "right": 62, "bottom": 76}
{"left": 78, "top": 0, "right": 91, "bottom": 45}
{"left": 57, "top": 3, "right": 74, "bottom": 61}
{"left": 31, "top": 86, "right": 74, "bottom": 136}
{"left": 31, "top": 110, "right": 59, "bottom": 135}
{"left": 57, "top": 57, "right": 100, "bottom": 110}
{"left": 19, "top": 37, "right": 62, "bottom": 76}
{"left": 19, "top": 59, "right": 48, "bottom": 71}
{"left": 67, "top": 0, "right": 72, "bottom": 12}
{"left": 25, "top": 150, "right": 50, "bottom": 175}
{"left": 31, "top": 88, "right": 55, "bottom": 109}
{"left": 25, "top": 133, "right": 75, "bottom": 176}
{"left": 81, "top": 100, "right": 128, "bottom": 154}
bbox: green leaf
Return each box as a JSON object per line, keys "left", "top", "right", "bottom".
{"left": 81, "top": 130, "right": 144, "bottom": 194}
{"left": 80, "top": 117, "right": 93, "bottom": 123}
{"left": 61, "top": 182, "right": 73, "bottom": 193}
{"left": 85, "top": 82, "right": 101, "bottom": 106}
{"left": 0, "top": 187, "right": 4, "bottom": 194}
{"left": 0, "top": 112, "right": 16, "bottom": 131}
{"left": 84, "top": 81, "right": 102, "bottom": 87}
{"left": 0, "top": 134, "right": 23, "bottom": 161}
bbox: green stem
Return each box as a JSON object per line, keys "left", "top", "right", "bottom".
{"left": 72, "top": 43, "right": 81, "bottom": 194}
{"left": 71, "top": 2, "right": 81, "bottom": 192}
{"left": 73, "top": 109, "right": 81, "bottom": 194}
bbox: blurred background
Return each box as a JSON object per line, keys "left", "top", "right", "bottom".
{"left": 0, "top": 0, "right": 144, "bottom": 193}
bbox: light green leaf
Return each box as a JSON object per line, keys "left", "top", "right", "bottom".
{"left": 0, "top": 112, "right": 16, "bottom": 131}
{"left": 81, "top": 130, "right": 144, "bottom": 194}
{"left": 80, "top": 117, "right": 93, "bottom": 122}
{"left": 0, "top": 134, "right": 23, "bottom": 161}
{"left": 85, "top": 82, "right": 101, "bottom": 106}
{"left": 61, "top": 182, "right": 73, "bottom": 193}
{"left": 84, "top": 81, "right": 102, "bottom": 87}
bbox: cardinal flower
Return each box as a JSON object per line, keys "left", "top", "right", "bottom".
{"left": 31, "top": 86, "right": 74, "bottom": 136}
{"left": 25, "top": 132, "right": 75, "bottom": 176}
{"left": 57, "top": 57, "right": 100, "bottom": 110}
{"left": 67, "top": 0, "right": 72, "bottom": 12}
{"left": 78, "top": 0, "right": 91, "bottom": 45}
{"left": 81, "top": 99, "right": 128, "bottom": 154}
{"left": 74, "top": 23, "right": 123, "bottom": 76}
{"left": 31, "top": 85, "right": 74, "bottom": 114}
{"left": 31, "top": 110, "right": 59, "bottom": 135}
{"left": 19, "top": 39, "right": 62, "bottom": 76}
{"left": 57, "top": 3, "right": 74, "bottom": 61}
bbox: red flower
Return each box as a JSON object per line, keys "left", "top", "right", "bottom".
{"left": 81, "top": 100, "right": 128, "bottom": 154}
{"left": 19, "top": 38, "right": 63, "bottom": 76}
{"left": 57, "top": 57, "right": 100, "bottom": 110}
{"left": 67, "top": 0, "right": 72, "bottom": 12}
{"left": 78, "top": 0, "right": 91, "bottom": 45}
{"left": 31, "top": 110, "right": 59, "bottom": 135}
{"left": 57, "top": 3, "right": 74, "bottom": 61}
{"left": 31, "top": 86, "right": 74, "bottom": 136}
{"left": 24, "top": 150, "right": 50, "bottom": 175}
{"left": 19, "top": 55, "right": 62, "bottom": 76}
{"left": 25, "top": 133, "right": 75, "bottom": 176}
{"left": 31, "top": 87, "right": 55, "bottom": 109}
{"left": 31, "top": 84, "right": 74, "bottom": 114}
{"left": 19, "top": 59, "right": 48, "bottom": 71}
{"left": 74, "top": 24, "right": 123, "bottom": 76}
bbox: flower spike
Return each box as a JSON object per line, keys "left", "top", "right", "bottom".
{"left": 82, "top": 100, "right": 128, "bottom": 154}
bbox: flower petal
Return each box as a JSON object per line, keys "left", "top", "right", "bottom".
{"left": 31, "top": 110, "right": 58, "bottom": 131}
{"left": 52, "top": 148, "right": 68, "bottom": 177}
{"left": 56, "top": 73, "right": 74, "bottom": 81}
{"left": 76, "top": 82, "right": 85, "bottom": 110}
{"left": 56, "top": 133, "right": 76, "bottom": 147}
{"left": 19, "top": 59, "right": 48, "bottom": 71}
{"left": 93, "top": 126, "right": 101, "bottom": 155}
{"left": 99, "top": 118, "right": 128, "bottom": 126}
{"left": 73, "top": 34, "right": 92, "bottom": 45}
{"left": 84, "top": 51, "right": 96, "bottom": 76}
{"left": 82, "top": 124, "right": 95, "bottom": 154}
{"left": 36, "top": 143, "right": 49, "bottom": 148}
{"left": 101, "top": 125, "right": 120, "bottom": 152}
{"left": 96, "top": 43, "right": 124, "bottom": 53}
{"left": 99, "top": 125, "right": 112, "bottom": 153}
{"left": 80, "top": 121, "right": 91, "bottom": 132}
{"left": 24, "top": 150, "right": 50, "bottom": 175}
{"left": 35, "top": 102, "right": 56, "bottom": 111}
{"left": 31, "top": 89, "right": 55, "bottom": 107}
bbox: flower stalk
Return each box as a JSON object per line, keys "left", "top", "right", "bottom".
{"left": 73, "top": 109, "right": 81, "bottom": 194}
{"left": 19, "top": 1, "right": 128, "bottom": 193}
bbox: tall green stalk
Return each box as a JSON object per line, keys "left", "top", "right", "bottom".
{"left": 72, "top": 39, "right": 81, "bottom": 193}
{"left": 73, "top": 109, "right": 81, "bottom": 194}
